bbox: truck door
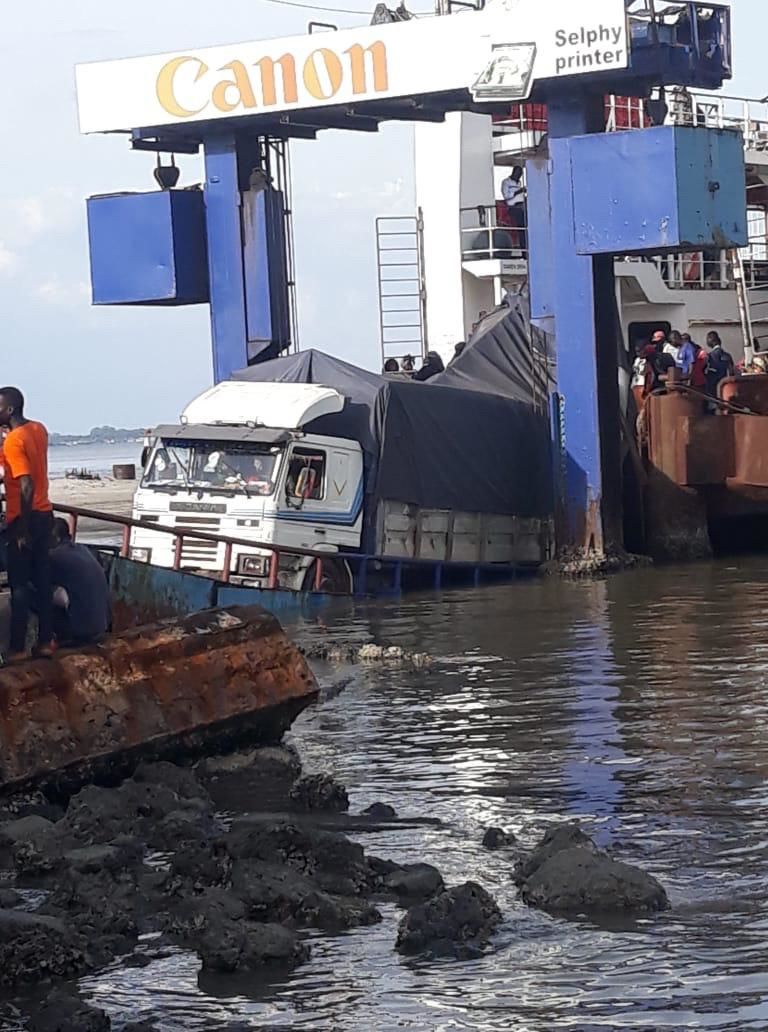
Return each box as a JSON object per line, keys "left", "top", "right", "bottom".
{"left": 284, "top": 446, "right": 360, "bottom": 523}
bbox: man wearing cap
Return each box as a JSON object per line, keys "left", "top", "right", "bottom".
{"left": 643, "top": 331, "right": 675, "bottom": 395}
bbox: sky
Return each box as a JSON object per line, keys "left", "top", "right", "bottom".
{"left": 0, "top": 0, "right": 764, "bottom": 433}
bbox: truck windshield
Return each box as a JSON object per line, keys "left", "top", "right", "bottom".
{"left": 143, "top": 441, "right": 282, "bottom": 496}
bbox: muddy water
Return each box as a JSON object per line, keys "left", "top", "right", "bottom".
{"left": 84, "top": 560, "right": 768, "bottom": 1030}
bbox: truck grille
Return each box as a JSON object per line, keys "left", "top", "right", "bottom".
{"left": 175, "top": 516, "right": 221, "bottom": 565}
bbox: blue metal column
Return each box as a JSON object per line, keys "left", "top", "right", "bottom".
{"left": 529, "top": 93, "right": 621, "bottom": 554}
{"left": 203, "top": 135, "right": 249, "bottom": 383}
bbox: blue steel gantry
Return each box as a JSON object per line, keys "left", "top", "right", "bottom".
{"left": 79, "top": 0, "right": 744, "bottom": 557}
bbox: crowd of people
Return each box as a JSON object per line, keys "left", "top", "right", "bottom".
{"left": 0, "top": 387, "right": 111, "bottom": 661}
{"left": 632, "top": 328, "right": 740, "bottom": 403}
{"left": 382, "top": 342, "right": 465, "bottom": 382}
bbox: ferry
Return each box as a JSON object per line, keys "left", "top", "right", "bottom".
{"left": 384, "top": 89, "right": 768, "bottom": 367}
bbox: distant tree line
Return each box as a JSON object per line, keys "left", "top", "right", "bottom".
{"left": 49, "top": 425, "right": 145, "bottom": 446}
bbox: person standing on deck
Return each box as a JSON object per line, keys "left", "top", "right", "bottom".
{"left": 0, "top": 388, "right": 54, "bottom": 659}
{"left": 677, "top": 333, "right": 698, "bottom": 379}
{"left": 664, "top": 330, "right": 683, "bottom": 364}
{"left": 501, "top": 166, "right": 527, "bottom": 252}
{"left": 704, "top": 332, "right": 734, "bottom": 398}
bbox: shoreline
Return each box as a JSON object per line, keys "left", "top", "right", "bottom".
{"left": 49, "top": 479, "right": 136, "bottom": 541}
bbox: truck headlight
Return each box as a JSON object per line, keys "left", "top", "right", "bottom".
{"left": 130, "top": 547, "right": 152, "bottom": 563}
{"left": 238, "top": 554, "right": 268, "bottom": 577}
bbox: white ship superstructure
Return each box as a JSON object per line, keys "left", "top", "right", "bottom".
{"left": 384, "top": 91, "right": 768, "bottom": 367}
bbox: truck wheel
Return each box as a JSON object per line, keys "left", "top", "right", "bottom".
{"left": 303, "top": 558, "right": 353, "bottom": 595}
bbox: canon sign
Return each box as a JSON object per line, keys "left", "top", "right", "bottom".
{"left": 75, "top": 0, "right": 628, "bottom": 134}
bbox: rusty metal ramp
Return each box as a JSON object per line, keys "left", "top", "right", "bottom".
{"left": 0, "top": 605, "right": 317, "bottom": 797}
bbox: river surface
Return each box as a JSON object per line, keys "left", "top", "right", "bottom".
{"left": 49, "top": 442, "right": 143, "bottom": 479}
{"left": 77, "top": 561, "right": 768, "bottom": 1029}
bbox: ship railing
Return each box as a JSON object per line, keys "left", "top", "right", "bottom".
{"left": 620, "top": 225, "right": 768, "bottom": 292}
{"left": 670, "top": 91, "right": 768, "bottom": 151}
{"left": 461, "top": 204, "right": 768, "bottom": 292}
{"left": 460, "top": 204, "right": 527, "bottom": 262}
{"left": 493, "top": 92, "right": 768, "bottom": 153}
{"left": 55, "top": 502, "right": 338, "bottom": 591}
{"left": 53, "top": 503, "right": 540, "bottom": 596}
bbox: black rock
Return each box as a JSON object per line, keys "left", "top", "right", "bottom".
{"left": 482, "top": 827, "right": 516, "bottom": 851}
{"left": 0, "top": 815, "right": 56, "bottom": 850}
{"left": 148, "top": 808, "right": 224, "bottom": 852}
{"left": 362, "top": 802, "right": 397, "bottom": 820}
{"left": 385, "top": 863, "right": 444, "bottom": 903}
{"left": 0, "top": 887, "right": 21, "bottom": 908}
{"left": 169, "top": 888, "right": 309, "bottom": 973}
{"left": 225, "top": 818, "right": 371, "bottom": 894}
{"left": 169, "top": 839, "right": 231, "bottom": 890}
{"left": 366, "top": 855, "right": 401, "bottom": 885}
{"left": 396, "top": 882, "right": 501, "bottom": 955}
{"left": 29, "top": 989, "right": 111, "bottom": 1032}
{"left": 14, "top": 802, "right": 66, "bottom": 824}
{"left": 519, "top": 846, "right": 669, "bottom": 915}
{"left": 232, "top": 858, "right": 380, "bottom": 931}
{"left": 62, "top": 780, "right": 193, "bottom": 846}
{"left": 289, "top": 773, "right": 349, "bottom": 813}
{"left": 0, "top": 910, "right": 90, "bottom": 988}
{"left": 513, "top": 823, "right": 596, "bottom": 885}
{"left": 133, "top": 761, "right": 212, "bottom": 804}
{"left": 62, "top": 836, "right": 145, "bottom": 876}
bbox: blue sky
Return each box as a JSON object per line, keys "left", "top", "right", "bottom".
{"left": 0, "top": 0, "right": 763, "bottom": 432}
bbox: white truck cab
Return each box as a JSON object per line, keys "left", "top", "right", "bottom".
{"left": 129, "top": 381, "right": 364, "bottom": 591}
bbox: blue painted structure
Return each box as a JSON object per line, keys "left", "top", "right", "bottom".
{"left": 108, "top": 556, "right": 331, "bottom": 628}
{"left": 524, "top": 2, "right": 742, "bottom": 553}
{"left": 84, "top": 1, "right": 740, "bottom": 557}
{"left": 105, "top": 551, "right": 535, "bottom": 628}
{"left": 88, "top": 137, "right": 292, "bottom": 380}
{"left": 571, "top": 126, "right": 747, "bottom": 256}
{"left": 87, "top": 190, "right": 208, "bottom": 306}
{"left": 529, "top": 117, "right": 747, "bottom": 550}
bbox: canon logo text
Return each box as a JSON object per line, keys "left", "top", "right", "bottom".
{"left": 156, "top": 42, "right": 389, "bottom": 118}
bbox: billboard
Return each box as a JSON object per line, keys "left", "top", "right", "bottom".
{"left": 76, "top": 0, "right": 628, "bottom": 134}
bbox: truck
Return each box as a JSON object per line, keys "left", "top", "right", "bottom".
{"left": 129, "top": 317, "right": 553, "bottom": 593}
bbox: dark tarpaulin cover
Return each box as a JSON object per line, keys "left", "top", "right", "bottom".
{"left": 232, "top": 344, "right": 551, "bottom": 551}
{"left": 431, "top": 304, "right": 545, "bottom": 402}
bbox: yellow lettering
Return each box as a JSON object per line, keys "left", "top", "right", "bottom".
{"left": 345, "top": 41, "right": 388, "bottom": 95}
{"left": 255, "top": 55, "right": 298, "bottom": 107}
{"left": 303, "top": 48, "right": 343, "bottom": 101}
{"left": 211, "top": 60, "right": 257, "bottom": 113}
{"left": 156, "top": 56, "right": 208, "bottom": 118}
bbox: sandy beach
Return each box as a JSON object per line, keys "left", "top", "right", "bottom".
{"left": 49, "top": 478, "right": 137, "bottom": 541}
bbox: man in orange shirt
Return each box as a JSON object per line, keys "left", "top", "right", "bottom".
{"left": 0, "top": 387, "right": 55, "bottom": 658}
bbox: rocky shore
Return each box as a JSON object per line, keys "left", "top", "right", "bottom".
{"left": 0, "top": 748, "right": 668, "bottom": 1031}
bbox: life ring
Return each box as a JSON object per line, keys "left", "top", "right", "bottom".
{"left": 682, "top": 252, "right": 702, "bottom": 283}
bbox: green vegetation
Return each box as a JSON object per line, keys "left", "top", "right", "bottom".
{"left": 50, "top": 426, "right": 144, "bottom": 447}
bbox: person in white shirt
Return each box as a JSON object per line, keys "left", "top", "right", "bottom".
{"left": 664, "top": 329, "right": 683, "bottom": 365}
{"left": 501, "top": 166, "right": 527, "bottom": 252}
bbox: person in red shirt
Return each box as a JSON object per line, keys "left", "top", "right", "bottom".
{"left": 0, "top": 387, "right": 54, "bottom": 658}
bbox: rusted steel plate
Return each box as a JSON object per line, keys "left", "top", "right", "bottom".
{"left": 0, "top": 605, "right": 317, "bottom": 796}
{"left": 729, "top": 414, "right": 768, "bottom": 489}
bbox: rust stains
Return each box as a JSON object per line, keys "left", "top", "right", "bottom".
{"left": 0, "top": 605, "right": 317, "bottom": 797}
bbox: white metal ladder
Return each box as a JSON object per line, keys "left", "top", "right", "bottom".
{"left": 729, "top": 248, "right": 768, "bottom": 365}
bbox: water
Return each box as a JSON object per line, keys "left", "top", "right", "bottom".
{"left": 49, "top": 442, "right": 143, "bottom": 479}
{"left": 51, "top": 562, "right": 768, "bottom": 1027}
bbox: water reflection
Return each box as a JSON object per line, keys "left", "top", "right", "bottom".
{"left": 81, "top": 560, "right": 768, "bottom": 1030}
